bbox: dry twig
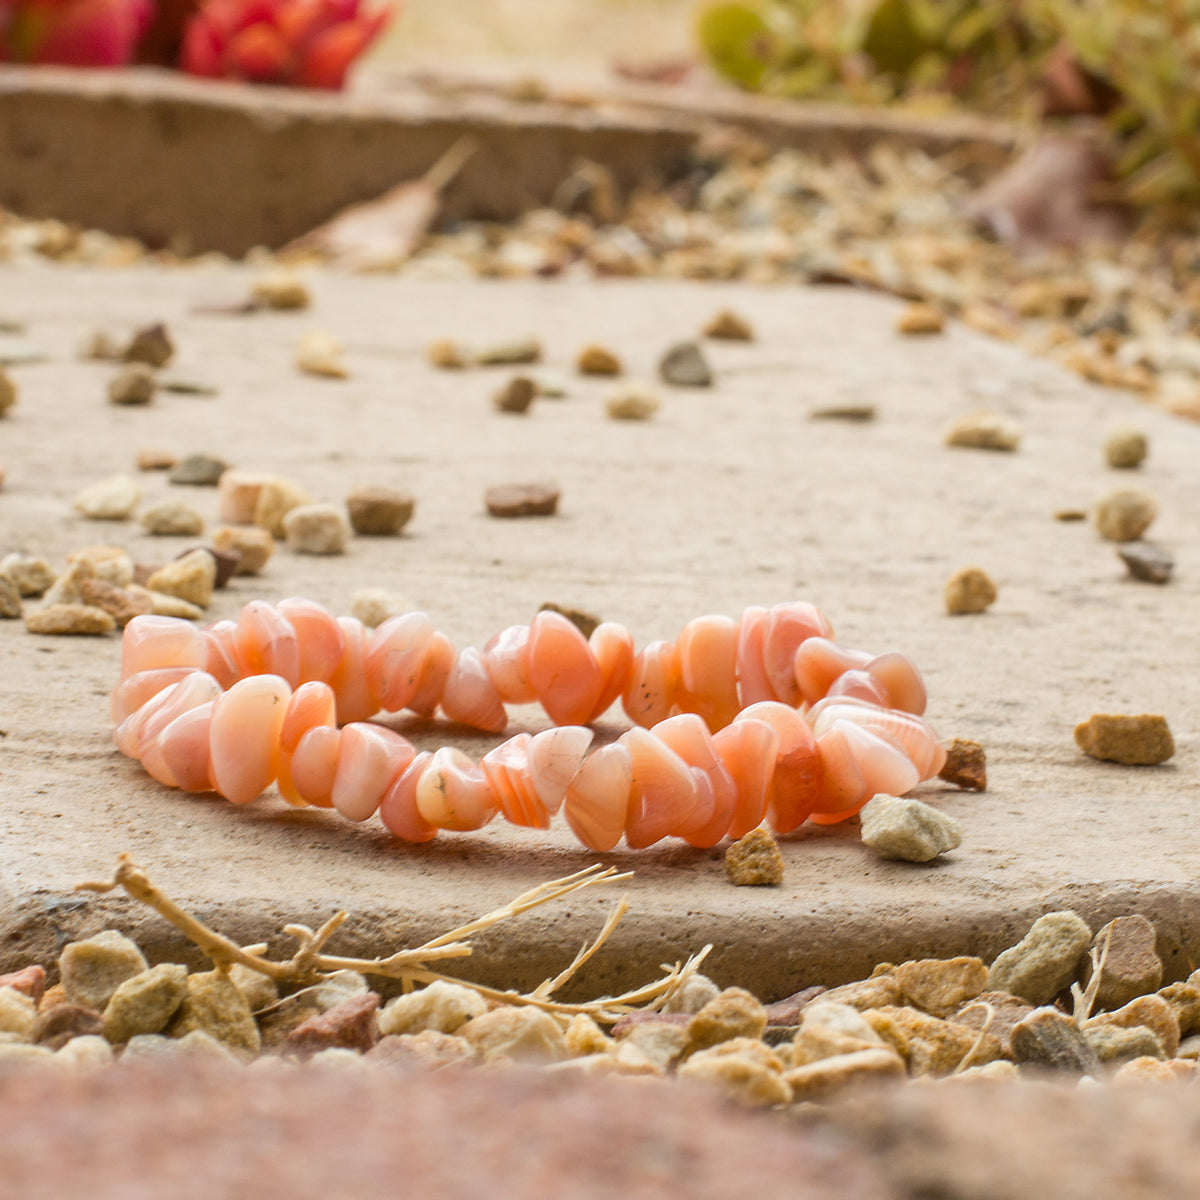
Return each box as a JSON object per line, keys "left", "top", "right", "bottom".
{"left": 1071, "top": 925, "right": 1113, "bottom": 1026}
{"left": 77, "top": 855, "right": 710, "bottom": 1023}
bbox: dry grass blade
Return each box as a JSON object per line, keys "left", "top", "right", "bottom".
{"left": 1071, "top": 925, "right": 1113, "bottom": 1026}
{"left": 75, "top": 855, "right": 703, "bottom": 1022}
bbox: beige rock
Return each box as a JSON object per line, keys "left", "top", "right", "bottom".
{"left": 169, "top": 454, "right": 227, "bottom": 487}
{"left": 254, "top": 476, "right": 313, "bottom": 537}
{"left": 860, "top": 794, "right": 961, "bottom": 863}
{"left": 211, "top": 526, "right": 274, "bottom": 576}
{"left": 0, "top": 1042, "right": 53, "bottom": 1063}
{"left": 0, "top": 368, "right": 16, "bottom": 415}
{"left": 227, "top": 964, "right": 279, "bottom": 1014}
{"left": 484, "top": 481, "right": 560, "bottom": 518}
{"left": 1095, "top": 488, "right": 1158, "bottom": 542}
{"left": 944, "top": 411, "right": 1021, "bottom": 451}
{"left": 1074, "top": 713, "right": 1174, "bottom": 766}
{"left": 493, "top": 375, "right": 537, "bottom": 414}
{"left": 791, "top": 1002, "right": 886, "bottom": 1066}
{"left": 1010, "top": 1007, "right": 1099, "bottom": 1073}
{"left": 1084, "top": 1023, "right": 1164, "bottom": 1065}
{"left": 458, "top": 1006, "right": 567, "bottom": 1064}
{"left": 350, "top": 588, "right": 412, "bottom": 629}
{"left": 865, "top": 1006, "right": 1001, "bottom": 1076}
{"left": 73, "top": 473, "right": 142, "bottom": 520}
{"left": 949, "top": 991, "right": 1034, "bottom": 1057}
{"left": 124, "top": 323, "right": 173, "bottom": 368}
{"left": 938, "top": 739, "right": 987, "bottom": 790}
{"left": 67, "top": 545, "right": 134, "bottom": 587}
{"left": 564, "top": 1014, "right": 612, "bottom": 1058}
{"left": 820, "top": 973, "right": 904, "bottom": 1012}
{"left": 1113, "top": 1056, "right": 1197, "bottom": 1083}
{"left": 678, "top": 1038, "right": 791, "bottom": 1107}
{"left": 987, "top": 910, "right": 1092, "bottom": 1004}
{"left": 617, "top": 1021, "right": 688, "bottom": 1072}
{"left": 26, "top": 604, "right": 116, "bottom": 635}
{"left": 367, "top": 1030, "right": 477, "bottom": 1071}
{"left": 0, "top": 553, "right": 56, "bottom": 596}
{"left": 77, "top": 579, "right": 152, "bottom": 628}
{"left": 1086, "top": 994, "right": 1180, "bottom": 1059}
{"left": 577, "top": 344, "right": 622, "bottom": 375}
{"left": 126, "top": 586, "right": 204, "bottom": 620}
{"left": 345, "top": 486, "right": 415, "bottom": 536}
{"left": 378, "top": 981, "right": 487, "bottom": 1037}
{"left": 59, "top": 930, "right": 148, "bottom": 1011}
{"left": 283, "top": 503, "right": 350, "bottom": 555}
{"left": 1081, "top": 915, "right": 1162, "bottom": 1011}
{"left": 145, "top": 548, "right": 216, "bottom": 609}
{"left": 784, "top": 1047, "right": 906, "bottom": 1100}
{"left": 123, "top": 1030, "right": 240, "bottom": 1064}
{"left": 252, "top": 270, "right": 311, "bottom": 310}
{"left": 0, "top": 987, "right": 36, "bottom": 1040}
{"left": 43, "top": 558, "right": 97, "bottom": 606}
{"left": 1158, "top": 982, "right": 1200, "bottom": 1038}
{"left": 55, "top": 1034, "right": 115, "bottom": 1070}
{"left": 725, "top": 827, "right": 784, "bottom": 886}
{"left": 217, "top": 470, "right": 272, "bottom": 524}
{"left": 108, "top": 363, "right": 156, "bottom": 406}
{"left": 896, "top": 302, "right": 944, "bottom": 335}
{"left": 685, "top": 987, "right": 767, "bottom": 1054}
{"left": 605, "top": 381, "right": 662, "bottom": 421}
{"left": 703, "top": 309, "right": 754, "bottom": 341}
{"left": 1104, "top": 425, "right": 1148, "bottom": 469}
{"left": 474, "top": 336, "right": 541, "bottom": 366}
{"left": 895, "top": 958, "right": 988, "bottom": 1018}
{"left": 141, "top": 500, "right": 205, "bottom": 536}
{"left": 944, "top": 566, "right": 997, "bottom": 615}
{"left": 1177, "top": 1033, "right": 1200, "bottom": 1060}
{"left": 102, "top": 963, "right": 189, "bottom": 1043}
{"left": 296, "top": 329, "right": 348, "bottom": 378}
{"left": 428, "top": 339, "right": 470, "bottom": 368}
{"left": 166, "top": 970, "right": 261, "bottom": 1060}
{"left": 949, "top": 1059, "right": 1019, "bottom": 1082}
{"left": 663, "top": 973, "right": 722, "bottom": 1016}
{"left": 0, "top": 576, "right": 20, "bottom": 619}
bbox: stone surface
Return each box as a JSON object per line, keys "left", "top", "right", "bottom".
{"left": 0, "top": 553, "right": 56, "bottom": 596}
{"left": 458, "top": 1005, "right": 567, "bottom": 1064}
{"left": 944, "top": 565, "right": 997, "bottom": 614}
{"left": 724, "top": 828, "right": 784, "bottom": 886}
{"left": 77, "top": 578, "right": 152, "bottom": 627}
{"left": 177, "top": 545, "right": 239, "bottom": 590}
{"left": 1158, "top": 983, "right": 1200, "bottom": 1038}
{"left": 378, "top": 981, "right": 487, "bottom": 1037}
{"left": 0, "top": 964, "right": 45, "bottom": 1005}
{"left": 25, "top": 603, "right": 116, "bottom": 635}
{"left": 1074, "top": 713, "right": 1174, "bottom": 766}
{"left": 860, "top": 794, "right": 961, "bottom": 863}
{"left": 785, "top": 1047, "right": 906, "bottom": 1099}
{"left": 1104, "top": 425, "right": 1148, "bottom": 469}
{"left": 366, "top": 1030, "right": 476, "bottom": 1070}
{"left": 350, "top": 588, "right": 411, "bottom": 627}
{"left": 1095, "top": 487, "right": 1158, "bottom": 542}
{"left": 0, "top": 368, "right": 15, "bottom": 415}
{"left": 254, "top": 476, "right": 314, "bottom": 537}
{"left": 938, "top": 738, "right": 987, "bottom": 790}
{"left": 605, "top": 380, "right": 661, "bottom": 420}
{"left": 677, "top": 1037, "right": 791, "bottom": 1107}
{"left": 987, "top": 910, "right": 1092, "bottom": 1004}
{"left": 865, "top": 1005, "right": 1000, "bottom": 1075}
{"left": 102, "top": 963, "right": 188, "bottom": 1043}
{"left": 492, "top": 374, "right": 537, "bottom": 414}
{"left": 475, "top": 336, "right": 541, "bottom": 366}
{"left": 73, "top": 473, "right": 142, "bottom": 520}
{"left": 894, "top": 957, "right": 987, "bottom": 1018}
{"left": 145, "top": 548, "right": 216, "bottom": 608}
{"left": 251, "top": 271, "right": 311, "bottom": 311}
{"left": 484, "top": 480, "right": 560, "bottom": 517}
{"left": 107, "top": 363, "right": 156, "bottom": 406}
{"left": 703, "top": 309, "right": 754, "bottom": 341}
{"left": 1117, "top": 541, "right": 1173, "bottom": 584}
{"left": 346, "top": 486, "right": 415, "bottom": 536}
{"left": 211, "top": 525, "right": 274, "bottom": 575}
{"left": 658, "top": 340, "right": 712, "bottom": 387}
{"left": 168, "top": 454, "right": 227, "bottom": 487}
{"left": 124, "top": 323, "right": 173, "bottom": 368}
{"left": 790, "top": 1001, "right": 886, "bottom": 1065}
{"left": 948, "top": 990, "right": 1033, "bottom": 1058}
{"left": 1010, "top": 1007, "right": 1100, "bottom": 1073}
{"left": 0, "top": 987, "right": 36, "bottom": 1039}
{"left": 1086, "top": 994, "right": 1180, "bottom": 1059}
{"left": 141, "top": 500, "right": 205, "bottom": 536}
{"left": 685, "top": 988, "right": 767, "bottom": 1053}
{"left": 59, "top": 930, "right": 148, "bottom": 1012}
{"left": 33, "top": 1003, "right": 104, "bottom": 1050}
{"left": 296, "top": 330, "right": 348, "bottom": 379}
{"left": 282, "top": 503, "right": 350, "bottom": 555}
{"left": 577, "top": 344, "right": 623, "bottom": 376}
{"left": 1083, "top": 915, "right": 1162, "bottom": 1012}
{"left": 1084, "top": 1023, "right": 1164, "bottom": 1065}
{"left": 944, "top": 411, "right": 1021, "bottom": 451}
{"left": 166, "top": 970, "right": 261, "bottom": 1060}
{"left": 0, "top": 576, "right": 21, "bottom": 618}
{"left": 537, "top": 602, "right": 601, "bottom": 638}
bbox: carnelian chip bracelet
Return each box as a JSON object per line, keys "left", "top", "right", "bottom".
{"left": 111, "top": 601, "right": 947, "bottom": 851}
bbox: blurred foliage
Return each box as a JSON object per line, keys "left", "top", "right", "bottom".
{"left": 697, "top": 0, "right": 1200, "bottom": 204}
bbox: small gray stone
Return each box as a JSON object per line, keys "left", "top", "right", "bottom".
{"left": 108, "top": 363, "right": 157, "bottom": 406}
{"left": 282, "top": 503, "right": 350, "bottom": 555}
{"left": 141, "top": 501, "right": 205, "bottom": 537}
{"left": 169, "top": 454, "right": 228, "bottom": 486}
{"left": 987, "top": 911, "right": 1092, "bottom": 1004}
{"left": 59, "top": 930, "right": 148, "bottom": 1012}
{"left": 1084, "top": 1023, "right": 1164, "bottom": 1065}
{"left": 860, "top": 794, "right": 961, "bottom": 863}
{"left": 102, "top": 963, "right": 189, "bottom": 1042}
{"left": 1010, "top": 1007, "right": 1100, "bottom": 1073}
{"left": 659, "top": 340, "right": 713, "bottom": 387}
{"left": 1117, "top": 542, "right": 1173, "bottom": 584}
{"left": 1082, "top": 915, "right": 1162, "bottom": 1012}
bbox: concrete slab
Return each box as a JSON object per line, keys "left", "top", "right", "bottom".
{"left": 2, "top": 263, "right": 1199, "bottom": 998}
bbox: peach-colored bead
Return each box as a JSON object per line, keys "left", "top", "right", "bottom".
{"left": 793, "top": 637, "right": 872, "bottom": 709}
{"left": 621, "top": 639, "right": 678, "bottom": 729}
{"left": 209, "top": 674, "right": 291, "bottom": 805}
{"left": 481, "top": 734, "right": 547, "bottom": 828}
{"left": 674, "top": 614, "right": 740, "bottom": 733}
{"left": 415, "top": 747, "right": 499, "bottom": 832}
{"left": 824, "top": 668, "right": 890, "bottom": 707}
{"left": 277, "top": 598, "right": 346, "bottom": 685}
{"left": 202, "top": 621, "right": 242, "bottom": 689}
{"left": 331, "top": 723, "right": 416, "bottom": 822}
{"left": 110, "top": 667, "right": 197, "bottom": 725}
{"left": 622, "top": 726, "right": 698, "bottom": 849}
{"left": 115, "top": 681, "right": 182, "bottom": 759}
{"left": 527, "top": 610, "right": 604, "bottom": 727}
{"left": 563, "top": 742, "right": 632, "bottom": 852}
{"left": 864, "top": 651, "right": 927, "bottom": 715}
{"left": 734, "top": 606, "right": 773, "bottom": 708}
{"left": 586, "top": 622, "right": 635, "bottom": 723}
{"left": 407, "top": 631, "right": 454, "bottom": 717}
{"left": 155, "top": 701, "right": 217, "bottom": 793}
{"left": 137, "top": 672, "right": 222, "bottom": 787}
{"left": 440, "top": 648, "right": 507, "bottom": 734}
{"left": 808, "top": 698, "right": 945, "bottom": 780}
{"left": 527, "top": 726, "right": 593, "bottom": 817}
{"left": 379, "top": 751, "right": 437, "bottom": 843}
{"left": 288, "top": 725, "right": 342, "bottom": 808}
{"left": 364, "top": 612, "right": 437, "bottom": 713}
{"left": 713, "top": 717, "right": 779, "bottom": 839}
{"left": 649, "top": 714, "right": 721, "bottom": 839}
{"left": 328, "top": 616, "right": 378, "bottom": 724}
{"left": 737, "top": 701, "right": 822, "bottom": 834}
{"left": 234, "top": 601, "right": 301, "bottom": 688}
{"left": 276, "top": 681, "right": 338, "bottom": 806}
{"left": 481, "top": 624, "right": 536, "bottom": 705}
{"left": 762, "top": 602, "right": 834, "bottom": 707}
{"left": 120, "top": 615, "right": 207, "bottom": 681}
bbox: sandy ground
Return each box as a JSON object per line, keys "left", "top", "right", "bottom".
{"left": 1, "top": 262, "right": 1198, "bottom": 998}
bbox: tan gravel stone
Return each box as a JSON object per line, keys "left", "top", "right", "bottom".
{"left": 55, "top": 1034, "right": 114, "bottom": 1070}
{"left": 865, "top": 1006, "right": 1001, "bottom": 1075}
{"left": 216, "top": 470, "right": 271, "bottom": 524}
{"left": 1113, "top": 1056, "right": 1196, "bottom": 1083}
{"left": 0, "top": 553, "right": 56, "bottom": 596}
{"left": 617, "top": 1021, "right": 688, "bottom": 1072}
{"left": 428, "top": 338, "right": 470, "bottom": 368}
{"left": 686, "top": 987, "right": 767, "bottom": 1054}
{"left": 254, "top": 476, "right": 313, "bottom": 537}
{"left": 283, "top": 503, "right": 350, "bottom": 555}
{"left": 576, "top": 344, "right": 622, "bottom": 375}
{"left": 1010, "top": 1007, "right": 1098, "bottom": 1072}
{"left": 1084, "top": 1023, "right": 1164, "bottom": 1065}
{"left": 141, "top": 500, "right": 205, "bottom": 536}
{"left": 784, "top": 1047, "right": 906, "bottom": 1100}
{"left": 987, "top": 910, "right": 1092, "bottom": 1004}
{"left": 0, "top": 987, "right": 36, "bottom": 1040}
{"left": 820, "top": 973, "right": 904, "bottom": 1012}
{"left": 484, "top": 481, "right": 560, "bottom": 517}
{"left": 67, "top": 545, "right": 134, "bottom": 586}
{"left": 896, "top": 301, "right": 944, "bottom": 335}
{"left": 1157, "top": 983, "right": 1200, "bottom": 1038}
{"left": 43, "top": 558, "right": 97, "bottom": 606}
{"left": 296, "top": 329, "right": 347, "bottom": 378}
{"left": 678, "top": 1038, "right": 791, "bottom": 1107}
{"left": 59, "top": 930, "right": 148, "bottom": 1011}
{"left": 76, "top": 579, "right": 149, "bottom": 628}
{"left": 663, "top": 973, "right": 722, "bottom": 1016}
{"left": 894, "top": 957, "right": 988, "bottom": 1018}
{"left": 124, "top": 323, "right": 173, "bottom": 368}
{"left": 725, "top": 827, "right": 784, "bottom": 886}
{"left": 102, "top": 964, "right": 189, "bottom": 1043}
{"left": 1086, "top": 994, "right": 1180, "bottom": 1059}
{"left": 944, "top": 411, "right": 1021, "bottom": 451}
{"left": 33, "top": 1003, "right": 103, "bottom": 1050}
{"left": 169, "top": 454, "right": 227, "bottom": 487}
{"left": 1074, "top": 713, "right": 1174, "bottom": 766}
{"left": 252, "top": 270, "right": 311, "bottom": 310}
{"left": 73, "top": 473, "right": 142, "bottom": 520}
{"left": 166, "top": 970, "right": 261, "bottom": 1061}
{"left": 604, "top": 380, "right": 662, "bottom": 420}
{"left": 860, "top": 793, "right": 961, "bottom": 862}
{"left": 145, "top": 548, "right": 215, "bottom": 608}
{"left": 346, "top": 486, "right": 415, "bottom": 536}
{"left": 1095, "top": 487, "right": 1158, "bottom": 542}
{"left": 349, "top": 588, "right": 411, "bottom": 628}
{"left": 25, "top": 603, "right": 115, "bottom": 635}
{"left": 938, "top": 738, "right": 987, "bottom": 789}
{"left": 1082, "top": 915, "right": 1162, "bottom": 1011}
{"left": 791, "top": 1002, "right": 886, "bottom": 1066}
{"left": 226, "top": 964, "right": 278, "bottom": 1014}
{"left": 949, "top": 991, "right": 1034, "bottom": 1058}
{"left": 127, "top": 586, "right": 204, "bottom": 620}
{"left": 377, "top": 981, "right": 486, "bottom": 1037}
{"left": 458, "top": 1005, "right": 567, "bottom": 1064}
{"left": 1104, "top": 425, "right": 1148, "bottom": 469}
{"left": 211, "top": 525, "right": 274, "bottom": 575}
{"left": 0, "top": 368, "right": 16, "bottom": 415}
{"left": 0, "top": 576, "right": 22, "bottom": 619}
{"left": 944, "top": 565, "right": 997, "bottom": 614}
{"left": 123, "top": 1030, "right": 240, "bottom": 1063}
{"left": 107, "top": 363, "right": 156, "bottom": 406}
{"left": 703, "top": 309, "right": 754, "bottom": 341}
{"left": 474, "top": 336, "right": 541, "bottom": 366}
{"left": 563, "top": 1014, "right": 612, "bottom": 1058}
{"left": 493, "top": 374, "right": 537, "bottom": 413}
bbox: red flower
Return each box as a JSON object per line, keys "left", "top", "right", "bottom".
{"left": 0, "top": 0, "right": 154, "bottom": 65}
{"left": 180, "top": 0, "right": 391, "bottom": 89}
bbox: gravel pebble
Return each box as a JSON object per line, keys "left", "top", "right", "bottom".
{"left": 286, "top": 993, "right": 380, "bottom": 1059}
{"left": 107, "top": 363, "right": 157, "bottom": 406}
{"left": 378, "top": 982, "right": 487, "bottom": 1038}
{"left": 25, "top": 603, "right": 116, "bottom": 635}
{"left": 60, "top": 931, "right": 148, "bottom": 1012}
{"left": 1010, "top": 1007, "right": 1100, "bottom": 1073}
{"left": 1117, "top": 541, "right": 1173, "bottom": 584}
{"left": 350, "top": 588, "right": 411, "bottom": 628}
{"left": 604, "top": 380, "right": 661, "bottom": 420}
{"left": 987, "top": 910, "right": 1092, "bottom": 1004}
{"left": 678, "top": 1038, "right": 791, "bottom": 1107}
{"left": 1074, "top": 713, "right": 1174, "bottom": 765}
{"left": 254, "top": 476, "right": 313, "bottom": 537}
{"left": 0, "top": 576, "right": 21, "bottom": 618}
{"left": 427, "top": 339, "right": 470, "bottom": 368}
{"left": 136, "top": 446, "right": 177, "bottom": 471}
{"left": 77, "top": 578, "right": 152, "bottom": 627}
{"left": 346, "top": 486, "right": 415, "bottom": 536}
{"left": 141, "top": 501, "right": 205, "bottom": 536}
{"left": 102, "top": 964, "right": 189, "bottom": 1043}
{"left": 0, "top": 988, "right": 36, "bottom": 1039}
{"left": 725, "top": 828, "right": 784, "bottom": 886}
{"left": 296, "top": 330, "right": 347, "bottom": 378}
{"left": 810, "top": 402, "right": 877, "bottom": 421}
{"left": 860, "top": 793, "right": 961, "bottom": 863}
{"left": 492, "top": 374, "right": 537, "bottom": 414}
{"left": 1095, "top": 487, "right": 1158, "bottom": 542}
{"left": 1104, "top": 425, "right": 1148, "bottom": 469}
{"left": 217, "top": 469, "right": 271, "bottom": 524}
{"left": 282, "top": 503, "right": 350, "bottom": 555}
{"left": 485, "top": 481, "right": 560, "bottom": 517}
{"left": 167, "top": 971, "right": 261, "bottom": 1060}
{"left": 576, "top": 344, "right": 622, "bottom": 375}
{"left": 0, "top": 554, "right": 56, "bottom": 596}
{"left": 459, "top": 1006, "right": 567, "bottom": 1064}
{"left": 703, "top": 309, "right": 754, "bottom": 341}
{"left": 34, "top": 1004, "right": 104, "bottom": 1051}
{"left": 659, "top": 340, "right": 713, "bottom": 387}
{"left": 169, "top": 454, "right": 228, "bottom": 487}
{"left": 474, "top": 336, "right": 541, "bottom": 366}
{"left": 251, "top": 270, "right": 311, "bottom": 310}
{"left": 938, "top": 738, "right": 987, "bottom": 790}
{"left": 0, "top": 369, "right": 16, "bottom": 415}
{"left": 123, "top": 323, "right": 173, "bottom": 368}
{"left": 145, "top": 549, "right": 216, "bottom": 609}
{"left": 896, "top": 302, "right": 944, "bottom": 335}
{"left": 211, "top": 526, "right": 274, "bottom": 575}
{"left": 944, "top": 565, "right": 997, "bottom": 615}
{"left": 686, "top": 988, "right": 767, "bottom": 1054}
{"left": 1086, "top": 994, "right": 1181, "bottom": 1059}
{"left": 894, "top": 958, "right": 988, "bottom": 1018}
{"left": 176, "top": 545, "right": 239, "bottom": 590}
{"left": 73, "top": 473, "right": 142, "bottom": 520}
{"left": 944, "top": 411, "right": 1021, "bottom": 451}
{"left": 784, "top": 1047, "right": 905, "bottom": 1100}
{"left": 1083, "top": 916, "right": 1163, "bottom": 1012}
